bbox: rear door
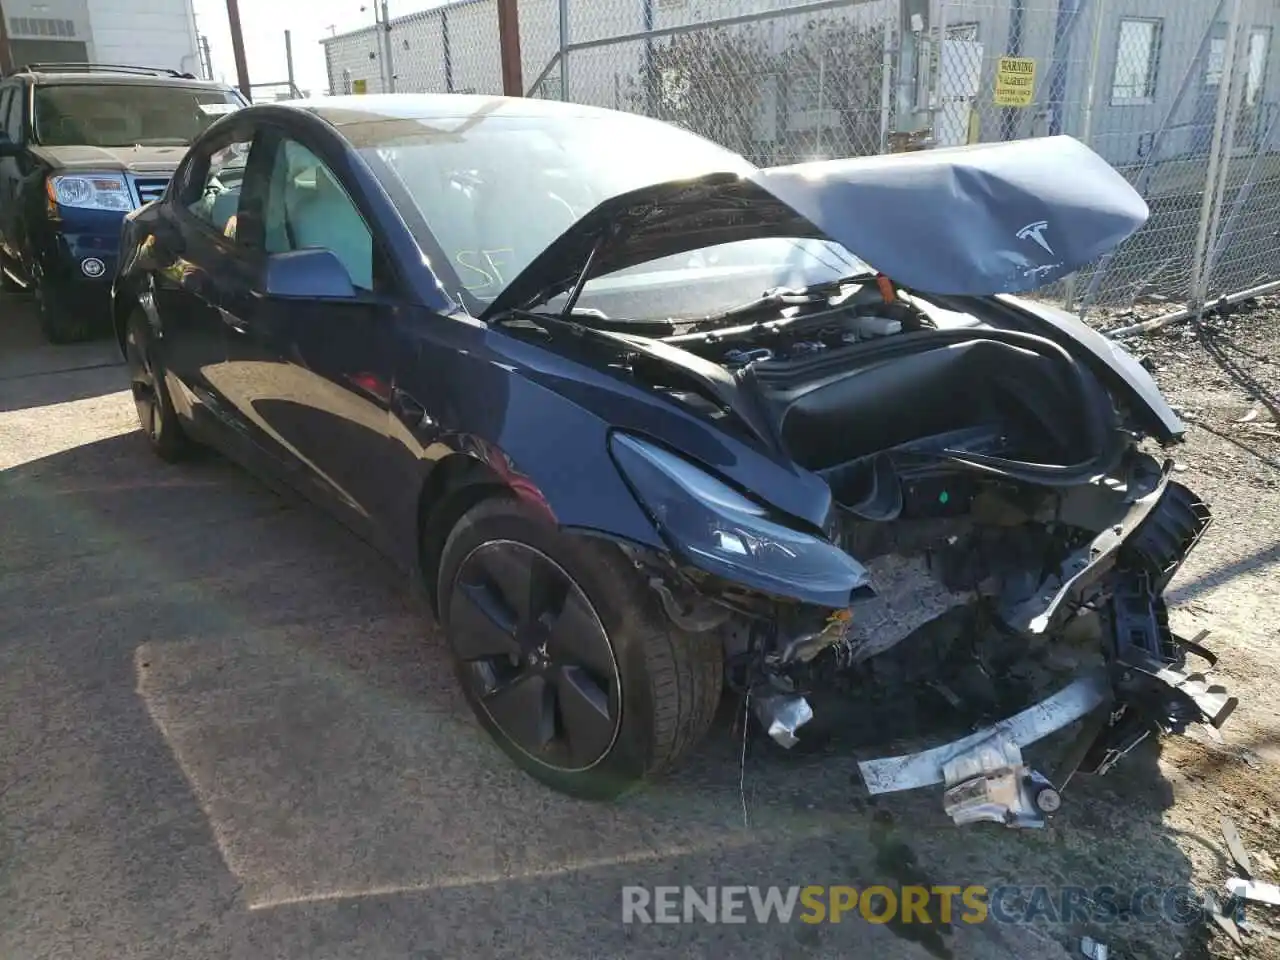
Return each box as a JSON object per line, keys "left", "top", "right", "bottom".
{"left": 150, "top": 125, "right": 263, "bottom": 450}
{"left": 217, "top": 126, "right": 402, "bottom": 546}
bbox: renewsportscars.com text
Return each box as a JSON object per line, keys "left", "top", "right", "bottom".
{"left": 621, "top": 884, "right": 1205, "bottom": 926}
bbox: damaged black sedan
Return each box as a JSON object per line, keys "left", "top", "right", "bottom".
{"left": 112, "top": 94, "right": 1235, "bottom": 822}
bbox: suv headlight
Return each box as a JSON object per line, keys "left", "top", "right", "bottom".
{"left": 610, "top": 433, "right": 870, "bottom": 608}
{"left": 47, "top": 174, "right": 133, "bottom": 211}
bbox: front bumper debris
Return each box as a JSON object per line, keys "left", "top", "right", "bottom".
{"left": 858, "top": 671, "right": 1109, "bottom": 809}
{"left": 941, "top": 735, "right": 1062, "bottom": 828}
{"left": 853, "top": 467, "right": 1236, "bottom": 828}
{"left": 753, "top": 691, "right": 815, "bottom": 748}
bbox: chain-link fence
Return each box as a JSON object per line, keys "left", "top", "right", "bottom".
{"left": 523, "top": 0, "right": 897, "bottom": 166}
{"left": 320, "top": 0, "right": 1280, "bottom": 318}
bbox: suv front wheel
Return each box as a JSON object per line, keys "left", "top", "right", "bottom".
{"left": 36, "top": 278, "right": 91, "bottom": 344}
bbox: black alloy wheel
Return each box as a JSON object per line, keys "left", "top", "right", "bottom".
{"left": 438, "top": 498, "right": 724, "bottom": 800}
{"left": 125, "top": 308, "right": 189, "bottom": 462}
{"left": 36, "top": 278, "right": 91, "bottom": 344}
{"left": 451, "top": 540, "right": 621, "bottom": 772}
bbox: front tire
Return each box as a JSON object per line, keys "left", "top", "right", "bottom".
{"left": 124, "top": 307, "right": 189, "bottom": 462}
{"left": 35, "top": 279, "right": 92, "bottom": 344}
{"left": 437, "top": 497, "right": 723, "bottom": 800}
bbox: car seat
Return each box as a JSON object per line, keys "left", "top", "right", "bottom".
{"left": 210, "top": 189, "right": 240, "bottom": 233}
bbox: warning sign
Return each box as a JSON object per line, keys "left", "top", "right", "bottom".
{"left": 351, "top": 78, "right": 368, "bottom": 95}
{"left": 994, "top": 56, "right": 1037, "bottom": 107}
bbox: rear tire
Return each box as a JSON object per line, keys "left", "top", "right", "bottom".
{"left": 36, "top": 279, "right": 91, "bottom": 344}
{"left": 437, "top": 497, "right": 723, "bottom": 800}
{"left": 124, "top": 307, "right": 189, "bottom": 462}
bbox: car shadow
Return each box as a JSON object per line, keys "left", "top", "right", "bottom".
{"left": 0, "top": 294, "right": 124, "bottom": 412}
{"left": 0, "top": 358, "right": 128, "bottom": 412}
{"left": 0, "top": 432, "right": 1211, "bottom": 960}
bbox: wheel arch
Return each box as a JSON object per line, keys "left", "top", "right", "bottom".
{"left": 111, "top": 278, "right": 138, "bottom": 358}
{"left": 415, "top": 453, "right": 517, "bottom": 617}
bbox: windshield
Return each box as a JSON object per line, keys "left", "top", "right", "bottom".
{"left": 358, "top": 112, "right": 867, "bottom": 319}
{"left": 33, "top": 83, "right": 242, "bottom": 147}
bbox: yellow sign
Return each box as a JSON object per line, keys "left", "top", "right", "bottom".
{"left": 994, "top": 56, "right": 1036, "bottom": 107}
{"left": 351, "top": 78, "right": 368, "bottom": 95}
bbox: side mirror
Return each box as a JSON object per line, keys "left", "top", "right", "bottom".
{"left": 0, "top": 134, "right": 20, "bottom": 159}
{"left": 262, "top": 248, "right": 356, "bottom": 300}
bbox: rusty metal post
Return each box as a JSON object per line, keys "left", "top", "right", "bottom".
{"left": 497, "top": 0, "right": 523, "bottom": 96}
{"left": 225, "top": 0, "right": 252, "bottom": 99}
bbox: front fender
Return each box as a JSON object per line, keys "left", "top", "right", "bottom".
{"left": 400, "top": 315, "right": 835, "bottom": 552}
{"left": 467, "top": 371, "right": 667, "bottom": 550}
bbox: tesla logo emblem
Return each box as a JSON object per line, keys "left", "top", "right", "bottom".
{"left": 1017, "top": 220, "right": 1055, "bottom": 255}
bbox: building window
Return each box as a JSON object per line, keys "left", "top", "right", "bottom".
{"left": 1113, "top": 18, "right": 1162, "bottom": 103}
{"left": 8, "top": 17, "right": 75, "bottom": 38}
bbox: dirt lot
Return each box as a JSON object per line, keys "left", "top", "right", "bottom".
{"left": 1, "top": 291, "right": 1277, "bottom": 960}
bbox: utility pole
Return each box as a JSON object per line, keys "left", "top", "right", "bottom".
{"left": 496, "top": 0, "right": 522, "bottom": 96}
{"left": 0, "top": 0, "right": 15, "bottom": 76}
{"left": 225, "top": 0, "right": 252, "bottom": 99}
{"left": 284, "top": 30, "right": 296, "bottom": 96}
{"left": 380, "top": 0, "right": 394, "bottom": 92}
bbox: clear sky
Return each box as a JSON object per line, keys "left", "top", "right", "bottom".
{"left": 191, "top": 0, "right": 385, "bottom": 96}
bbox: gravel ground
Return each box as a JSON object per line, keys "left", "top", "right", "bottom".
{"left": 1, "top": 291, "right": 1278, "bottom": 960}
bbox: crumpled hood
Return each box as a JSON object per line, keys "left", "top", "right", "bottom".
{"left": 481, "top": 135, "right": 1149, "bottom": 319}
{"left": 28, "top": 143, "right": 187, "bottom": 174}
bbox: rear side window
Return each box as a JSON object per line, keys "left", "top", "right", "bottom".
{"left": 184, "top": 139, "right": 253, "bottom": 239}
{"left": 32, "top": 83, "right": 242, "bottom": 148}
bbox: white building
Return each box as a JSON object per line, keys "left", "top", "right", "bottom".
{"left": 3, "top": 0, "right": 201, "bottom": 77}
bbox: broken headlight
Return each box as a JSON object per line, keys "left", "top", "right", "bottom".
{"left": 610, "top": 433, "right": 870, "bottom": 607}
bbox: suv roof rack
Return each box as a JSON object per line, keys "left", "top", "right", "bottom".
{"left": 19, "top": 62, "right": 199, "bottom": 79}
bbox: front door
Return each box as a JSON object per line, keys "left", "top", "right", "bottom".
{"left": 218, "top": 129, "right": 400, "bottom": 547}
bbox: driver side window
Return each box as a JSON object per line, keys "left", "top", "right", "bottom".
{"left": 262, "top": 138, "right": 375, "bottom": 292}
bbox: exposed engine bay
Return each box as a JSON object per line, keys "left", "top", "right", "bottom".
{"left": 599, "top": 274, "right": 1237, "bottom": 830}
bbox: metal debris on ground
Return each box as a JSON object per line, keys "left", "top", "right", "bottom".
{"left": 1205, "top": 890, "right": 1244, "bottom": 946}
{"left": 1079, "top": 935, "right": 1109, "bottom": 960}
{"left": 1220, "top": 816, "right": 1254, "bottom": 877}
{"left": 1227, "top": 878, "right": 1280, "bottom": 907}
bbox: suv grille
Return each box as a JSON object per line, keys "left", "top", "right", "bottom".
{"left": 131, "top": 176, "right": 171, "bottom": 207}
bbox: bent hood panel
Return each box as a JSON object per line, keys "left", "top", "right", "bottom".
{"left": 480, "top": 135, "right": 1149, "bottom": 318}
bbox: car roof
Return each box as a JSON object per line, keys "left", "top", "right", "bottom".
{"left": 282, "top": 93, "right": 635, "bottom": 127}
